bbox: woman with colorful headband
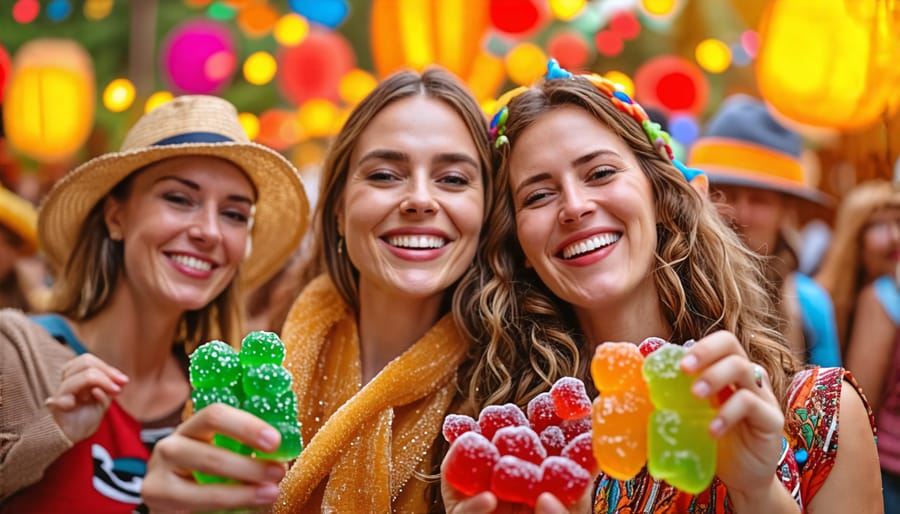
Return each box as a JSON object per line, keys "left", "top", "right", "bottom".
{"left": 0, "top": 95, "right": 309, "bottom": 513}
{"left": 142, "top": 67, "right": 493, "bottom": 513}
{"left": 446, "top": 61, "right": 881, "bottom": 513}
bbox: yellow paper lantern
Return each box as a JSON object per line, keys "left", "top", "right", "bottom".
{"left": 370, "top": 0, "right": 503, "bottom": 101}
{"left": 3, "top": 39, "right": 95, "bottom": 163}
{"left": 756, "top": 0, "right": 900, "bottom": 130}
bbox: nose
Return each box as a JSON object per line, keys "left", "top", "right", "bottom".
{"left": 188, "top": 205, "right": 223, "bottom": 246}
{"left": 558, "top": 184, "right": 594, "bottom": 224}
{"left": 400, "top": 178, "right": 438, "bottom": 215}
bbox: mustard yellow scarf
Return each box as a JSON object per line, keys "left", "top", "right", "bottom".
{"left": 274, "top": 275, "right": 468, "bottom": 513}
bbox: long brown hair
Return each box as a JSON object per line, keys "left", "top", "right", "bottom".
{"left": 456, "top": 76, "right": 799, "bottom": 415}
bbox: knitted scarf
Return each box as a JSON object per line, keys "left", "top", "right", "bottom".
{"left": 273, "top": 275, "right": 468, "bottom": 513}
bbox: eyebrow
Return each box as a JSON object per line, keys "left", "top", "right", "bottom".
{"left": 513, "top": 149, "right": 620, "bottom": 198}
{"left": 155, "top": 176, "right": 254, "bottom": 205}
{"left": 357, "top": 149, "right": 479, "bottom": 169}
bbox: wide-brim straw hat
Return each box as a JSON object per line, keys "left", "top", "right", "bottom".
{"left": 688, "top": 94, "right": 832, "bottom": 207}
{"left": 0, "top": 186, "right": 38, "bottom": 255}
{"left": 38, "top": 95, "right": 309, "bottom": 289}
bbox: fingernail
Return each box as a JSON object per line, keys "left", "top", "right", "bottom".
{"left": 709, "top": 417, "right": 724, "bottom": 436}
{"left": 259, "top": 427, "right": 280, "bottom": 451}
{"left": 266, "top": 464, "right": 286, "bottom": 481}
{"left": 681, "top": 354, "right": 699, "bottom": 372}
{"left": 255, "top": 483, "right": 279, "bottom": 503}
{"left": 692, "top": 380, "right": 710, "bottom": 398}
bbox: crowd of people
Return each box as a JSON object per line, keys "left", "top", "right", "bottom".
{"left": 0, "top": 60, "right": 897, "bottom": 513}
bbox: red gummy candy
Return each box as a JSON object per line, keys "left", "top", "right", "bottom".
{"left": 540, "top": 456, "right": 592, "bottom": 505}
{"left": 550, "top": 377, "right": 592, "bottom": 420}
{"left": 444, "top": 432, "right": 500, "bottom": 495}
{"left": 491, "top": 455, "right": 541, "bottom": 506}
{"left": 540, "top": 426, "right": 567, "bottom": 456}
{"left": 527, "top": 392, "right": 563, "bottom": 434}
{"left": 493, "top": 425, "right": 547, "bottom": 465}
{"left": 560, "top": 417, "right": 592, "bottom": 442}
{"left": 478, "top": 403, "right": 528, "bottom": 441}
{"left": 561, "top": 432, "right": 597, "bottom": 474}
{"left": 442, "top": 414, "right": 479, "bottom": 443}
{"left": 638, "top": 337, "right": 668, "bottom": 357}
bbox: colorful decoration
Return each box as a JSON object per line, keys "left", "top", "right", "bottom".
{"left": 548, "top": 0, "right": 586, "bottom": 21}
{"left": 277, "top": 30, "right": 354, "bottom": 104}
{"left": 12, "top": 0, "right": 40, "bottom": 24}
{"left": 505, "top": 43, "right": 547, "bottom": 86}
{"left": 0, "top": 45, "right": 10, "bottom": 103}
{"left": 160, "top": 19, "right": 237, "bottom": 94}
{"left": 695, "top": 38, "right": 731, "bottom": 74}
{"left": 243, "top": 51, "right": 277, "bottom": 86}
{"left": 547, "top": 30, "right": 591, "bottom": 71}
{"left": 102, "top": 78, "right": 136, "bottom": 113}
{"left": 756, "top": 0, "right": 900, "bottom": 129}
{"left": 4, "top": 39, "right": 95, "bottom": 163}
{"left": 83, "top": 0, "right": 113, "bottom": 20}
{"left": 288, "top": 0, "right": 349, "bottom": 29}
{"left": 236, "top": 3, "right": 278, "bottom": 37}
{"left": 145, "top": 91, "right": 174, "bottom": 113}
{"left": 274, "top": 13, "right": 309, "bottom": 46}
{"left": 338, "top": 69, "right": 377, "bottom": 106}
{"left": 489, "top": 0, "right": 547, "bottom": 36}
{"left": 634, "top": 55, "right": 708, "bottom": 115}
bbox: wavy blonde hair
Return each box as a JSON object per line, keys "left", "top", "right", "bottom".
{"left": 815, "top": 180, "right": 900, "bottom": 353}
{"left": 455, "top": 76, "right": 800, "bottom": 414}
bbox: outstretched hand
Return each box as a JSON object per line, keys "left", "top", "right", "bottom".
{"left": 45, "top": 353, "right": 129, "bottom": 443}
{"left": 142, "top": 403, "right": 286, "bottom": 513}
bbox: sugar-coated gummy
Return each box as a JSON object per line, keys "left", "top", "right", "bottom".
{"left": 442, "top": 413, "right": 479, "bottom": 444}
{"left": 491, "top": 455, "right": 541, "bottom": 506}
{"left": 188, "top": 340, "right": 241, "bottom": 388}
{"left": 477, "top": 403, "right": 528, "bottom": 442}
{"left": 191, "top": 386, "right": 240, "bottom": 411}
{"left": 240, "top": 331, "right": 286, "bottom": 366}
{"left": 444, "top": 431, "right": 499, "bottom": 495}
{"left": 526, "top": 392, "right": 563, "bottom": 434}
{"left": 242, "top": 363, "right": 293, "bottom": 396}
{"left": 550, "top": 377, "right": 592, "bottom": 420}
{"left": 539, "top": 456, "right": 591, "bottom": 505}
{"left": 492, "top": 425, "right": 547, "bottom": 465}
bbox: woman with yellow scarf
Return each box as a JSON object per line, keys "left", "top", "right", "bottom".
{"left": 142, "top": 67, "right": 493, "bottom": 513}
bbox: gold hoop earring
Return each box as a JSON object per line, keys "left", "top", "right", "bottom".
{"left": 337, "top": 237, "right": 344, "bottom": 255}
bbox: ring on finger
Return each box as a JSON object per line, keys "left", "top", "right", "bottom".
{"left": 752, "top": 364, "right": 765, "bottom": 389}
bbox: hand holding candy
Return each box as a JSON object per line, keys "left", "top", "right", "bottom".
{"left": 442, "top": 377, "right": 595, "bottom": 509}
{"left": 643, "top": 342, "right": 717, "bottom": 494}
{"left": 188, "top": 331, "right": 303, "bottom": 484}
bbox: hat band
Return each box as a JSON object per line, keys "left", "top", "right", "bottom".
{"left": 689, "top": 139, "right": 804, "bottom": 185}
{"left": 152, "top": 132, "right": 235, "bottom": 146}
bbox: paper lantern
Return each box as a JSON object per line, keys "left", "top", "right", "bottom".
{"left": 3, "top": 39, "right": 95, "bottom": 163}
{"left": 277, "top": 30, "right": 354, "bottom": 104}
{"left": 489, "top": 0, "right": 546, "bottom": 36}
{"left": 370, "top": 0, "right": 503, "bottom": 101}
{"left": 756, "top": 0, "right": 900, "bottom": 130}
{"left": 160, "top": 19, "right": 236, "bottom": 94}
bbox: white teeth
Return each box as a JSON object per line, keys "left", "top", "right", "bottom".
{"left": 562, "top": 233, "right": 621, "bottom": 259}
{"left": 387, "top": 235, "right": 448, "bottom": 249}
{"left": 170, "top": 254, "right": 213, "bottom": 271}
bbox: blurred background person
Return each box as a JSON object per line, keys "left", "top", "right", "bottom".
{"left": 688, "top": 94, "right": 841, "bottom": 368}
{"left": 816, "top": 179, "right": 900, "bottom": 355}
{"left": 0, "top": 185, "right": 48, "bottom": 312}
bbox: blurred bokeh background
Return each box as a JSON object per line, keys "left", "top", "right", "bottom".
{"left": 1, "top": 0, "right": 898, "bottom": 211}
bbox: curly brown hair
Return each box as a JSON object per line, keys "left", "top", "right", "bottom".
{"left": 454, "top": 76, "right": 800, "bottom": 416}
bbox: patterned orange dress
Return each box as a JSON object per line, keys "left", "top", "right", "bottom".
{"left": 592, "top": 367, "right": 875, "bottom": 513}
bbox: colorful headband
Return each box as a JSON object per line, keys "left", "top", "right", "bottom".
{"left": 490, "top": 59, "right": 707, "bottom": 186}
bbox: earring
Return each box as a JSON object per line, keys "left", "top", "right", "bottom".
{"left": 337, "top": 236, "right": 344, "bottom": 255}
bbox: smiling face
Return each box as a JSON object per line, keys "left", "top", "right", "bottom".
{"left": 861, "top": 205, "right": 900, "bottom": 281}
{"left": 508, "top": 105, "right": 659, "bottom": 313}
{"left": 104, "top": 155, "right": 255, "bottom": 312}
{"left": 338, "top": 95, "right": 484, "bottom": 305}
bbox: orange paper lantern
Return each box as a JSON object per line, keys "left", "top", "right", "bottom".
{"left": 3, "top": 39, "right": 95, "bottom": 163}
{"left": 756, "top": 0, "right": 900, "bottom": 130}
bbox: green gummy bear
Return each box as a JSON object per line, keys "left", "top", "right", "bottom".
{"left": 240, "top": 331, "right": 286, "bottom": 367}
{"left": 191, "top": 387, "right": 240, "bottom": 411}
{"left": 254, "top": 420, "right": 304, "bottom": 461}
{"left": 189, "top": 340, "right": 241, "bottom": 389}
{"left": 243, "top": 391, "right": 299, "bottom": 422}
{"left": 242, "top": 363, "right": 292, "bottom": 397}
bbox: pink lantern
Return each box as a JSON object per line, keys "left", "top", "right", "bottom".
{"left": 277, "top": 30, "right": 355, "bottom": 105}
{"left": 160, "top": 19, "right": 236, "bottom": 94}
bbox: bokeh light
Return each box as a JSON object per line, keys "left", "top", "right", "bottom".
{"left": 609, "top": 10, "right": 641, "bottom": 40}
{"left": 695, "top": 38, "right": 731, "bottom": 73}
{"left": 256, "top": 109, "right": 298, "bottom": 150}
{"left": 490, "top": 0, "right": 545, "bottom": 35}
{"left": 339, "top": 68, "right": 377, "bottom": 106}
{"left": 145, "top": 91, "right": 174, "bottom": 113}
{"left": 505, "top": 43, "right": 546, "bottom": 86}
{"left": 47, "top": 0, "right": 72, "bottom": 22}
{"left": 668, "top": 113, "right": 699, "bottom": 147}
{"left": 634, "top": 55, "right": 708, "bottom": 114}
{"left": 594, "top": 30, "right": 624, "bottom": 57}
{"left": 0, "top": 45, "right": 10, "bottom": 103}
{"left": 207, "top": 1, "right": 237, "bottom": 20}
{"left": 12, "top": 0, "right": 40, "bottom": 23}
{"left": 298, "top": 99, "right": 339, "bottom": 139}
{"left": 547, "top": 30, "right": 590, "bottom": 70}
{"left": 288, "top": 0, "right": 349, "bottom": 29}
{"left": 84, "top": 0, "right": 113, "bottom": 20}
{"left": 741, "top": 30, "right": 759, "bottom": 58}
{"left": 102, "top": 78, "right": 136, "bottom": 112}
{"left": 640, "top": 0, "right": 676, "bottom": 16}
{"left": 548, "top": 0, "right": 586, "bottom": 21}
{"left": 160, "top": 20, "right": 236, "bottom": 94}
{"left": 243, "top": 51, "right": 277, "bottom": 85}
{"left": 237, "top": 3, "right": 278, "bottom": 37}
{"left": 238, "top": 112, "right": 260, "bottom": 140}
{"left": 274, "top": 13, "right": 309, "bottom": 46}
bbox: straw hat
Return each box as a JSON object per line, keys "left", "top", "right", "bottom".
{"left": 0, "top": 186, "right": 38, "bottom": 255}
{"left": 38, "top": 95, "right": 309, "bottom": 289}
{"left": 688, "top": 94, "right": 831, "bottom": 206}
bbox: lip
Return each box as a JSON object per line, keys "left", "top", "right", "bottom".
{"left": 164, "top": 251, "right": 218, "bottom": 279}
{"left": 553, "top": 228, "right": 621, "bottom": 267}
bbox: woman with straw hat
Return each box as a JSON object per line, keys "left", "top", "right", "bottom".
{"left": 688, "top": 94, "right": 841, "bottom": 369}
{"left": 0, "top": 185, "right": 45, "bottom": 311}
{"left": 0, "top": 95, "right": 308, "bottom": 513}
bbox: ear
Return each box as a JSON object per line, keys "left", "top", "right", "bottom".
{"left": 688, "top": 174, "right": 709, "bottom": 198}
{"left": 103, "top": 196, "right": 125, "bottom": 241}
